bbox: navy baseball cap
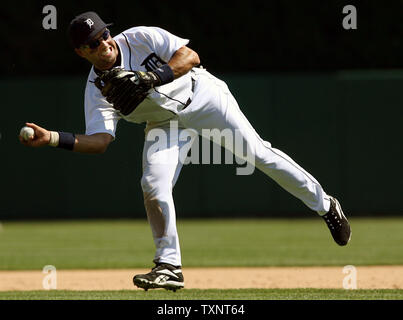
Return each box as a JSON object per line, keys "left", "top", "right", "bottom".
{"left": 68, "top": 11, "right": 113, "bottom": 48}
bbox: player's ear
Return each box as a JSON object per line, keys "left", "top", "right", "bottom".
{"left": 74, "top": 48, "right": 85, "bottom": 58}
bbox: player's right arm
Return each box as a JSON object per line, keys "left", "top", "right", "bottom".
{"left": 19, "top": 122, "right": 113, "bottom": 154}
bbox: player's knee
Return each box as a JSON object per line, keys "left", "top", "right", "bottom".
{"left": 141, "top": 175, "right": 171, "bottom": 198}
{"left": 141, "top": 175, "right": 158, "bottom": 194}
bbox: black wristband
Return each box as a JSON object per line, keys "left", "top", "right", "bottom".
{"left": 57, "top": 132, "right": 76, "bottom": 150}
{"left": 152, "top": 64, "right": 175, "bottom": 85}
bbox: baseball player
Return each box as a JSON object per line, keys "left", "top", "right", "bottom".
{"left": 19, "top": 12, "right": 351, "bottom": 291}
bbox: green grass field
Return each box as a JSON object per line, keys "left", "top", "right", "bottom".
{"left": 0, "top": 289, "right": 403, "bottom": 300}
{"left": 0, "top": 218, "right": 402, "bottom": 300}
{"left": 1, "top": 218, "right": 403, "bottom": 269}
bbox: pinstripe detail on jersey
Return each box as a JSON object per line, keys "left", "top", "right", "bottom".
{"left": 122, "top": 33, "right": 133, "bottom": 71}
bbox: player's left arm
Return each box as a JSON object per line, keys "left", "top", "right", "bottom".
{"left": 98, "top": 46, "right": 200, "bottom": 106}
{"left": 167, "top": 46, "right": 200, "bottom": 79}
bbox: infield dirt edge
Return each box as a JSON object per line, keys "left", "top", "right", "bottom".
{"left": 0, "top": 266, "right": 402, "bottom": 291}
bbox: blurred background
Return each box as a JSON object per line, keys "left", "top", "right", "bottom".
{"left": 1, "top": 0, "right": 402, "bottom": 219}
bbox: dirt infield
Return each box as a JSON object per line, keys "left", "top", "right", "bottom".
{"left": 0, "top": 266, "right": 402, "bottom": 291}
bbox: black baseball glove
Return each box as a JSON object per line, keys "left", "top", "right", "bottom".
{"left": 94, "top": 67, "right": 161, "bottom": 116}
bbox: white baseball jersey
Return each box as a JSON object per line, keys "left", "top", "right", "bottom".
{"left": 84, "top": 26, "right": 192, "bottom": 138}
{"left": 82, "top": 26, "right": 332, "bottom": 268}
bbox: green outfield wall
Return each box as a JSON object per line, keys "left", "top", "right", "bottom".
{"left": 4, "top": 1, "right": 403, "bottom": 76}
{"left": 1, "top": 71, "right": 402, "bottom": 219}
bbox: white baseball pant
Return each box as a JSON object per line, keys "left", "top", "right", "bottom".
{"left": 140, "top": 68, "right": 331, "bottom": 266}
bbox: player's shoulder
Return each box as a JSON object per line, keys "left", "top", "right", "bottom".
{"left": 115, "top": 26, "right": 169, "bottom": 40}
{"left": 124, "top": 26, "right": 166, "bottom": 33}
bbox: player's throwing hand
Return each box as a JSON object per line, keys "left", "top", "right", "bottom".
{"left": 18, "top": 123, "right": 51, "bottom": 148}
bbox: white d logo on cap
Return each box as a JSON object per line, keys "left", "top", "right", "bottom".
{"left": 85, "top": 18, "right": 94, "bottom": 28}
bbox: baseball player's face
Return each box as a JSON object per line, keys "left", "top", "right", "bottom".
{"left": 75, "top": 28, "right": 118, "bottom": 70}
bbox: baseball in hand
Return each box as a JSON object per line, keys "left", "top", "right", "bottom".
{"left": 20, "top": 126, "right": 35, "bottom": 141}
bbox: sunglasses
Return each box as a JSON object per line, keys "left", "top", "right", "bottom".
{"left": 82, "top": 29, "right": 110, "bottom": 50}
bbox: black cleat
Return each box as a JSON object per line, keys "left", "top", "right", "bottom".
{"left": 322, "top": 197, "right": 352, "bottom": 246}
{"left": 133, "top": 263, "right": 184, "bottom": 291}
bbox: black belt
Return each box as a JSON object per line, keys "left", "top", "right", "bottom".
{"left": 183, "top": 76, "right": 196, "bottom": 109}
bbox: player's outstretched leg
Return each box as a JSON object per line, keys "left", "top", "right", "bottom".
{"left": 133, "top": 263, "right": 184, "bottom": 291}
{"left": 321, "top": 196, "right": 351, "bottom": 246}
{"left": 179, "top": 69, "right": 352, "bottom": 245}
{"left": 180, "top": 69, "right": 330, "bottom": 213}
